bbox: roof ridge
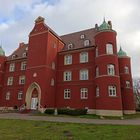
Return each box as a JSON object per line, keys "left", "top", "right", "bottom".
{"left": 60, "top": 27, "right": 95, "bottom": 37}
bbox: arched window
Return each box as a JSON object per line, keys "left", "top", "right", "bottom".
{"left": 80, "top": 52, "right": 88, "bottom": 63}
{"left": 96, "top": 66, "right": 99, "bottom": 77}
{"left": 52, "top": 62, "right": 55, "bottom": 70}
{"left": 22, "top": 52, "right": 27, "bottom": 57}
{"left": 18, "top": 91, "right": 23, "bottom": 100}
{"left": 107, "top": 64, "right": 115, "bottom": 75}
{"left": 51, "top": 78, "right": 55, "bottom": 86}
{"left": 108, "top": 86, "right": 116, "bottom": 96}
{"left": 96, "top": 86, "right": 99, "bottom": 97}
{"left": 64, "top": 71, "right": 72, "bottom": 81}
{"left": 21, "top": 61, "right": 27, "bottom": 70}
{"left": 80, "top": 69, "right": 88, "bottom": 80}
{"left": 64, "top": 54, "right": 72, "bottom": 65}
{"left": 95, "top": 47, "right": 98, "bottom": 57}
{"left": 126, "top": 81, "right": 130, "bottom": 88}
{"left": 84, "top": 40, "right": 90, "bottom": 47}
{"left": 106, "top": 43, "right": 113, "bottom": 54}
{"left": 124, "top": 66, "right": 129, "bottom": 74}
{"left": 9, "top": 63, "right": 15, "bottom": 72}
{"left": 19, "top": 75, "right": 25, "bottom": 85}
{"left": 6, "top": 92, "right": 10, "bottom": 100}
{"left": 68, "top": 43, "right": 73, "bottom": 49}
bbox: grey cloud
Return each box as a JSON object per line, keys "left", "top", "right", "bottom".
{"left": 0, "top": 0, "right": 139, "bottom": 77}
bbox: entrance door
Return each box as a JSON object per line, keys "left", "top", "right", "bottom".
{"left": 31, "top": 97, "right": 38, "bottom": 110}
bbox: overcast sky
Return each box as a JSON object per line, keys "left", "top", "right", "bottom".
{"left": 0, "top": 0, "right": 139, "bottom": 77}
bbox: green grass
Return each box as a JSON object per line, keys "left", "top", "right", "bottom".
{"left": 0, "top": 119, "right": 140, "bottom": 140}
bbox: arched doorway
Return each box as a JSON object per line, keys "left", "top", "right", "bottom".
{"left": 31, "top": 88, "right": 38, "bottom": 110}
{"left": 25, "top": 82, "right": 41, "bottom": 110}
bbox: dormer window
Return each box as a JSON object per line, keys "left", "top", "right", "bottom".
{"left": 12, "top": 54, "right": 16, "bottom": 59}
{"left": 22, "top": 52, "right": 27, "bottom": 57}
{"left": 84, "top": 40, "right": 90, "bottom": 47}
{"left": 68, "top": 43, "right": 73, "bottom": 50}
{"left": 80, "top": 34, "right": 85, "bottom": 39}
{"left": 25, "top": 47, "right": 28, "bottom": 51}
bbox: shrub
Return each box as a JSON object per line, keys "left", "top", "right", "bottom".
{"left": 44, "top": 108, "right": 55, "bottom": 114}
{"left": 57, "top": 108, "right": 69, "bottom": 115}
{"left": 58, "top": 108, "right": 87, "bottom": 116}
{"left": 13, "top": 105, "right": 18, "bottom": 110}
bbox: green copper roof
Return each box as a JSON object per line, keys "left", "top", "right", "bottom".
{"left": 99, "top": 19, "right": 111, "bottom": 31}
{"left": 118, "top": 47, "right": 127, "bottom": 57}
{"left": 0, "top": 46, "right": 5, "bottom": 56}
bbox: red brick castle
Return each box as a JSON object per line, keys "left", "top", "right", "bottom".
{"left": 0, "top": 17, "right": 135, "bottom": 116}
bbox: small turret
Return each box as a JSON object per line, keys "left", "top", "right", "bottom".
{"left": 118, "top": 47, "right": 127, "bottom": 57}
{"left": 0, "top": 46, "right": 5, "bottom": 56}
{"left": 35, "top": 16, "right": 45, "bottom": 24}
{"left": 118, "top": 46, "right": 136, "bottom": 114}
{"left": 98, "top": 18, "right": 111, "bottom": 31}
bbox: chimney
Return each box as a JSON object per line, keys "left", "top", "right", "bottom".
{"left": 108, "top": 21, "right": 112, "bottom": 29}
{"left": 95, "top": 24, "right": 98, "bottom": 30}
{"left": 19, "top": 42, "right": 25, "bottom": 47}
{"left": 35, "top": 16, "right": 45, "bottom": 24}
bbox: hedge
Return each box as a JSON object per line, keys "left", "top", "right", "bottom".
{"left": 58, "top": 108, "right": 87, "bottom": 116}
{"left": 44, "top": 108, "right": 55, "bottom": 114}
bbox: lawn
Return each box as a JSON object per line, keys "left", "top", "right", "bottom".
{"left": 0, "top": 119, "right": 140, "bottom": 140}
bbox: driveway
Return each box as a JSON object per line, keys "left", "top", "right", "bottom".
{"left": 0, "top": 113, "right": 140, "bottom": 125}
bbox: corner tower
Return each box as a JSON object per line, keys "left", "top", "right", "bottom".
{"left": 118, "top": 47, "right": 135, "bottom": 114}
{"left": 94, "top": 19, "right": 123, "bottom": 116}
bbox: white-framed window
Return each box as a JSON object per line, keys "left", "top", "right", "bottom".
{"left": 64, "top": 71, "right": 72, "bottom": 81}
{"left": 96, "top": 66, "right": 99, "bottom": 77}
{"left": 52, "top": 62, "right": 55, "bottom": 70}
{"left": 124, "top": 66, "right": 129, "bottom": 74}
{"left": 12, "top": 54, "right": 16, "bottom": 59}
{"left": 84, "top": 40, "right": 90, "bottom": 47}
{"left": 126, "top": 81, "right": 130, "bottom": 88}
{"left": 80, "top": 52, "right": 88, "bottom": 63}
{"left": 64, "top": 54, "right": 72, "bottom": 65}
{"left": 22, "top": 52, "right": 27, "bottom": 57}
{"left": 19, "top": 76, "right": 25, "bottom": 85}
{"left": 108, "top": 86, "right": 116, "bottom": 97}
{"left": 107, "top": 64, "right": 115, "bottom": 75}
{"left": 81, "top": 88, "right": 88, "bottom": 99}
{"left": 68, "top": 43, "right": 73, "bottom": 49}
{"left": 64, "top": 89, "right": 71, "bottom": 99}
{"left": 80, "top": 34, "right": 85, "bottom": 39}
{"left": 9, "top": 63, "right": 15, "bottom": 72}
{"left": 7, "top": 77, "right": 13, "bottom": 86}
{"left": 80, "top": 69, "right": 88, "bottom": 80}
{"left": 106, "top": 43, "right": 113, "bottom": 54}
{"left": 95, "top": 47, "right": 98, "bottom": 57}
{"left": 18, "top": 91, "right": 23, "bottom": 100}
{"left": 96, "top": 86, "right": 100, "bottom": 97}
{"left": 21, "top": 61, "right": 27, "bottom": 70}
{"left": 6, "top": 92, "right": 10, "bottom": 100}
{"left": 51, "top": 78, "right": 55, "bottom": 86}
{"left": 25, "top": 47, "right": 28, "bottom": 51}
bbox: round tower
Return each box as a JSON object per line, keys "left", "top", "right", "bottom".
{"left": 94, "top": 19, "right": 123, "bottom": 116}
{"left": 118, "top": 47, "right": 135, "bottom": 114}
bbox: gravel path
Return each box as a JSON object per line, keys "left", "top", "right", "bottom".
{"left": 0, "top": 113, "right": 140, "bottom": 125}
